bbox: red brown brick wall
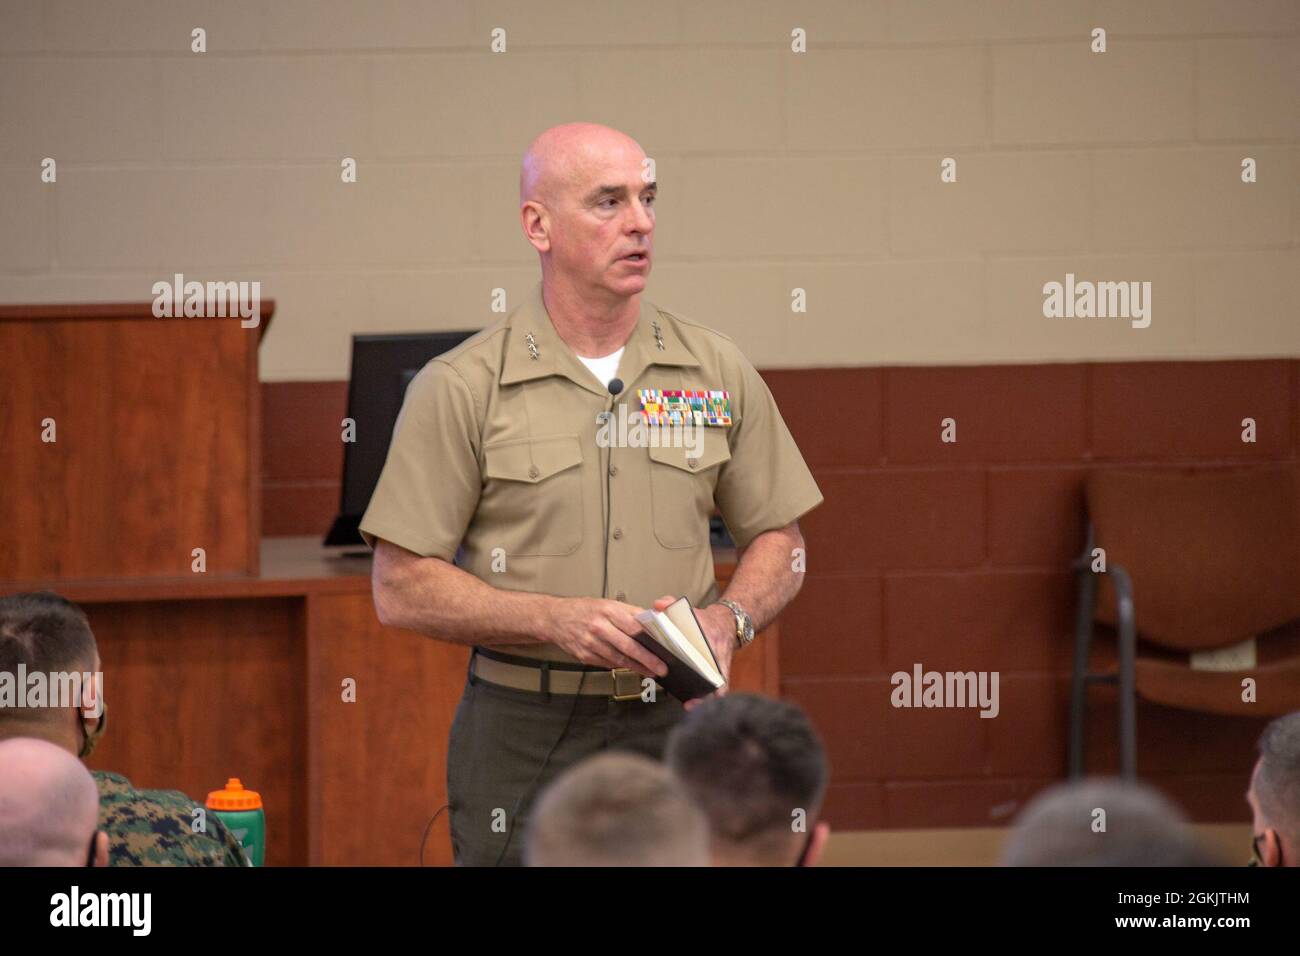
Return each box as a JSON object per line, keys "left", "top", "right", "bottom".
{"left": 261, "top": 381, "right": 349, "bottom": 537}
{"left": 264, "top": 358, "right": 1299, "bottom": 829}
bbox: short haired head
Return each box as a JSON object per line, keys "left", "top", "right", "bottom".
{"left": 0, "top": 592, "right": 102, "bottom": 747}
{"left": 665, "top": 693, "right": 829, "bottom": 866}
{"left": 1002, "top": 778, "right": 1218, "bottom": 866}
{"left": 1249, "top": 711, "right": 1300, "bottom": 866}
{"left": 525, "top": 751, "right": 709, "bottom": 867}
{"left": 0, "top": 592, "right": 96, "bottom": 673}
{"left": 0, "top": 737, "right": 102, "bottom": 866}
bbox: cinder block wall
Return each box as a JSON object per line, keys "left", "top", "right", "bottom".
{"left": 1, "top": 1, "right": 1296, "bottom": 378}
{"left": 769, "top": 359, "right": 1297, "bottom": 827}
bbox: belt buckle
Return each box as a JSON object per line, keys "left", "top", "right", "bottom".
{"left": 610, "top": 668, "right": 643, "bottom": 702}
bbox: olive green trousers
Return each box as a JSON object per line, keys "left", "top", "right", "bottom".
{"left": 446, "top": 652, "right": 687, "bottom": 867}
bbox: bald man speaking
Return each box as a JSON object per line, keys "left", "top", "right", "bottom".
{"left": 362, "top": 122, "right": 822, "bottom": 866}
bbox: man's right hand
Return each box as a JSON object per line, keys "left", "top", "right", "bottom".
{"left": 543, "top": 597, "right": 668, "bottom": 679}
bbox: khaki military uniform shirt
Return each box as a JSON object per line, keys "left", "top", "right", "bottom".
{"left": 360, "top": 282, "right": 822, "bottom": 664}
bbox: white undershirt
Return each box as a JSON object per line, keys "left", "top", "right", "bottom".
{"left": 577, "top": 347, "right": 624, "bottom": 388}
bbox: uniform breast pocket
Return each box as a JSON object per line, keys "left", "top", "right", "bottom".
{"left": 482, "top": 434, "right": 584, "bottom": 557}
{"left": 646, "top": 429, "right": 732, "bottom": 550}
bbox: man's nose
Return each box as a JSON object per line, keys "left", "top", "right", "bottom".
{"left": 626, "top": 199, "right": 653, "bottom": 234}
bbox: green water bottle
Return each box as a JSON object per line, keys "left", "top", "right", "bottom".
{"left": 206, "top": 777, "right": 264, "bottom": 866}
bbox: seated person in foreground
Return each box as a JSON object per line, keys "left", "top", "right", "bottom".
{"left": 0, "top": 736, "right": 108, "bottom": 866}
{"left": 0, "top": 591, "right": 247, "bottom": 866}
{"left": 665, "top": 692, "right": 830, "bottom": 867}
{"left": 1247, "top": 710, "right": 1300, "bottom": 867}
{"left": 525, "top": 751, "right": 709, "bottom": 867}
{"left": 1002, "top": 777, "right": 1222, "bottom": 866}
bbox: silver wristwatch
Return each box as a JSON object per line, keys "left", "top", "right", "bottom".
{"left": 718, "top": 599, "right": 755, "bottom": 649}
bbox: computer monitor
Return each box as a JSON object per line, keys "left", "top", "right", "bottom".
{"left": 324, "top": 331, "right": 477, "bottom": 547}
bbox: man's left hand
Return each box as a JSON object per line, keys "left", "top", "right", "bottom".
{"left": 651, "top": 595, "right": 735, "bottom": 712}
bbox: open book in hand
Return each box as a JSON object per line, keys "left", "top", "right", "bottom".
{"left": 632, "top": 597, "right": 726, "bottom": 703}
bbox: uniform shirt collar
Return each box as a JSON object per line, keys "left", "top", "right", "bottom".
{"left": 500, "top": 281, "right": 700, "bottom": 396}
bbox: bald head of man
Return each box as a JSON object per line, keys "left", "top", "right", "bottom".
{"left": 0, "top": 737, "right": 107, "bottom": 866}
{"left": 520, "top": 122, "right": 655, "bottom": 307}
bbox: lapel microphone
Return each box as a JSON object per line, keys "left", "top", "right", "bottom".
{"left": 602, "top": 377, "right": 624, "bottom": 600}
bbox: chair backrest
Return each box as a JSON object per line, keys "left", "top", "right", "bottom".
{"left": 1086, "top": 463, "right": 1300, "bottom": 651}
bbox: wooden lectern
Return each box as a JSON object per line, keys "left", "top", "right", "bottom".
{"left": 0, "top": 302, "right": 269, "bottom": 581}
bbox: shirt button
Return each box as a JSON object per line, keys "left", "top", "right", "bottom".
{"left": 609, "top": 465, "right": 619, "bottom": 477}
{"left": 612, "top": 528, "right": 623, "bottom": 540}
{"left": 686, "top": 457, "right": 699, "bottom": 469}
{"left": 528, "top": 465, "right": 539, "bottom": 479}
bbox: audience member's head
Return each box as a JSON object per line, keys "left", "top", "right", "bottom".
{"left": 1002, "top": 778, "right": 1219, "bottom": 866}
{"left": 0, "top": 737, "right": 107, "bottom": 866}
{"left": 665, "top": 692, "right": 830, "bottom": 867}
{"left": 1248, "top": 711, "right": 1300, "bottom": 867}
{"left": 525, "top": 751, "right": 709, "bottom": 866}
{"left": 0, "top": 592, "right": 104, "bottom": 758}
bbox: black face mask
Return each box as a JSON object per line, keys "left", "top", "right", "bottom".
{"left": 78, "top": 700, "right": 107, "bottom": 759}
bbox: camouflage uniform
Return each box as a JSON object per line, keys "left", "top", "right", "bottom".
{"left": 93, "top": 770, "right": 248, "bottom": 867}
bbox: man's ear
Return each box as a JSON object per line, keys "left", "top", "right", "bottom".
{"left": 804, "top": 821, "right": 831, "bottom": 868}
{"left": 79, "top": 663, "right": 103, "bottom": 718}
{"left": 1264, "top": 829, "right": 1286, "bottom": 868}
{"left": 520, "top": 203, "right": 551, "bottom": 252}
{"left": 93, "top": 831, "right": 109, "bottom": 867}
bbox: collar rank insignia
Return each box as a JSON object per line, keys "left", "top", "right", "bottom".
{"left": 638, "top": 389, "right": 732, "bottom": 426}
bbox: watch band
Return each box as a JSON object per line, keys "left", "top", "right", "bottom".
{"left": 718, "top": 599, "right": 755, "bottom": 649}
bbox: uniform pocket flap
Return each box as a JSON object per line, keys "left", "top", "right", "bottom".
{"left": 484, "top": 435, "right": 583, "bottom": 483}
{"left": 647, "top": 431, "right": 731, "bottom": 474}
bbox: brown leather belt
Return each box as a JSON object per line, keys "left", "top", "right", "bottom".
{"left": 471, "top": 648, "right": 661, "bottom": 702}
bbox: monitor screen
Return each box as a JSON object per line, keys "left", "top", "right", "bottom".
{"left": 325, "top": 330, "right": 477, "bottom": 546}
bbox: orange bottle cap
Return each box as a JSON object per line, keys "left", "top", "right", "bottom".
{"left": 206, "top": 777, "right": 263, "bottom": 810}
